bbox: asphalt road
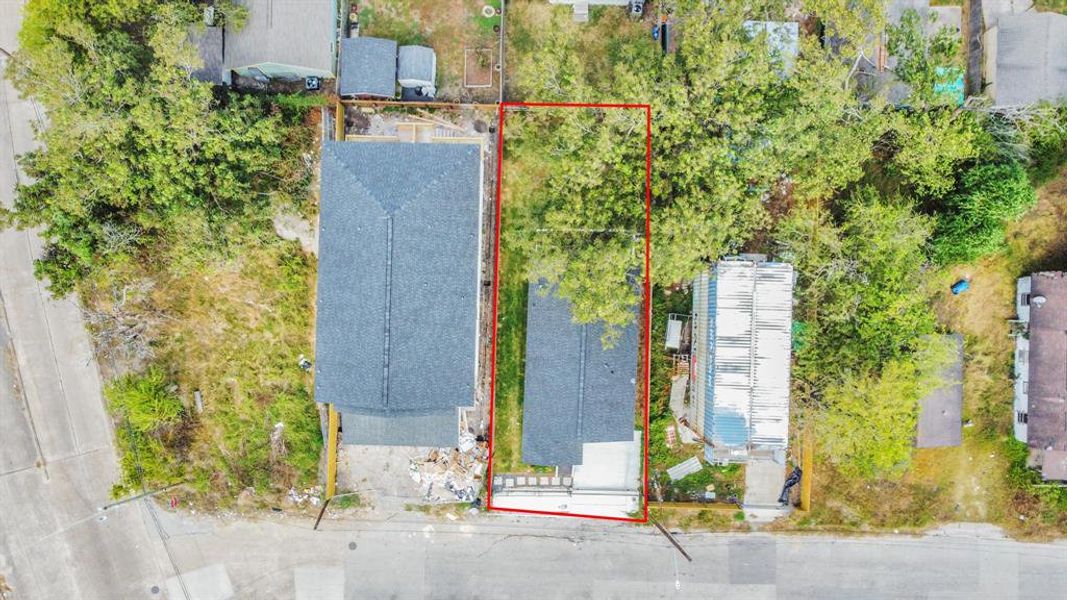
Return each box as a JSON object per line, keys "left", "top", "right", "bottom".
{"left": 3, "top": 1, "right": 1067, "bottom": 599}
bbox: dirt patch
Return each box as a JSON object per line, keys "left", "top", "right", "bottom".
{"left": 464, "top": 48, "right": 495, "bottom": 88}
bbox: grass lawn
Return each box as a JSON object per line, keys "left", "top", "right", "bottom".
{"left": 490, "top": 236, "right": 531, "bottom": 473}
{"left": 1034, "top": 0, "right": 1067, "bottom": 14}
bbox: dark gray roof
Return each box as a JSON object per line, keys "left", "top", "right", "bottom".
{"left": 339, "top": 37, "right": 397, "bottom": 98}
{"left": 188, "top": 26, "right": 224, "bottom": 84}
{"left": 916, "top": 334, "right": 963, "bottom": 448}
{"left": 315, "top": 141, "right": 482, "bottom": 446}
{"left": 1027, "top": 272, "right": 1067, "bottom": 454}
{"left": 992, "top": 13, "right": 1067, "bottom": 106}
{"left": 521, "top": 281, "right": 638, "bottom": 467}
{"left": 397, "top": 45, "right": 436, "bottom": 87}
{"left": 222, "top": 0, "right": 336, "bottom": 76}
{"left": 341, "top": 409, "right": 458, "bottom": 448}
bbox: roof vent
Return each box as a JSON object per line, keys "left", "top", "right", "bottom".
{"left": 1032, "top": 295, "right": 1047, "bottom": 308}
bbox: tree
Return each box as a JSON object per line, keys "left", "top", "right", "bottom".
{"left": 931, "top": 162, "right": 1037, "bottom": 263}
{"left": 510, "top": 0, "right": 880, "bottom": 325}
{"left": 802, "top": 0, "right": 886, "bottom": 53}
{"left": 886, "top": 109, "right": 983, "bottom": 197}
{"left": 2, "top": 1, "right": 296, "bottom": 295}
{"left": 776, "top": 188, "right": 937, "bottom": 392}
{"left": 817, "top": 335, "right": 955, "bottom": 479}
{"left": 886, "top": 8, "right": 965, "bottom": 107}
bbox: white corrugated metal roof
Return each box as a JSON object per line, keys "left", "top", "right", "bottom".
{"left": 667, "top": 456, "right": 703, "bottom": 482}
{"left": 695, "top": 259, "right": 794, "bottom": 458}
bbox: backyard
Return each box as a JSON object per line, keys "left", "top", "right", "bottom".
{"left": 490, "top": 105, "right": 648, "bottom": 477}
{"left": 356, "top": 0, "right": 502, "bottom": 102}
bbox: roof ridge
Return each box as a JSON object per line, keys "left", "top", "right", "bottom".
{"left": 323, "top": 143, "right": 392, "bottom": 215}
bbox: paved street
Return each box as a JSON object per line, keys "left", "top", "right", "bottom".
{"left": 3, "top": 1, "right": 1067, "bottom": 599}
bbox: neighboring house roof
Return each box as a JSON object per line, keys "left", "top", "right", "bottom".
{"left": 397, "top": 45, "right": 436, "bottom": 88}
{"left": 223, "top": 0, "right": 337, "bottom": 78}
{"left": 341, "top": 410, "right": 459, "bottom": 448}
{"left": 693, "top": 259, "right": 793, "bottom": 461}
{"left": 1041, "top": 450, "right": 1067, "bottom": 482}
{"left": 521, "top": 281, "right": 638, "bottom": 467}
{"left": 743, "top": 21, "right": 799, "bottom": 73}
{"left": 315, "top": 141, "right": 483, "bottom": 447}
{"left": 1026, "top": 272, "right": 1067, "bottom": 456}
{"left": 339, "top": 37, "right": 398, "bottom": 98}
{"left": 188, "top": 25, "right": 224, "bottom": 84}
{"left": 916, "top": 334, "right": 963, "bottom": 448}
{"left": 988, "top": 13, "right": 1067, "bottom": 106}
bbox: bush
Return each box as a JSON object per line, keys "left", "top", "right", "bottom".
{"left": 931, "top": 162, "right": 1037, "bottom": 264}
{"left": 105, "top": 369, "right": 189, "bottom": 495}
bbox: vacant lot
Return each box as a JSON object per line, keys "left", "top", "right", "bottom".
{"left": 792, "top": 167, "right": 1067, "bottom": 537}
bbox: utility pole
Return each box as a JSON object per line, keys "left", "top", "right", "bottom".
{"left": 651, "top": 519, "right": 692, "bottom": 562}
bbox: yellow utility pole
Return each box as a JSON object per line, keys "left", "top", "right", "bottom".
{"left": 800, "top": 431, "right": 813, "bottom": 512}
{"left": 325, "top": 403, "right": 339, "bottom": 498}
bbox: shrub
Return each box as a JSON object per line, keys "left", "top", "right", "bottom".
{"left": 931, "top": 162, "right": 1037, "bottom": 264}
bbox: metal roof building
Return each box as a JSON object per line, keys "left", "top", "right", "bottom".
{"left": 983, "top": 12, "right": 1067, "bottom": 106}
{"left": 315, "top": 141, "right": 483, "bottom": 447}
{"left": 339, "top": 37, "right": 398, "bottom": 98}
{"left": 397, "top": 45, "right": 437, "bottom": 89}
{"left": 520, "top": 281, "right": 639, "bottom": 467}
{"left": 691, "top": 258, "right": 794, "bottom": 463}
{"left": 916, "top": 334, "right": 963, "bottom": 448}
{"left": 1013, "top": 272, "right": 1067, "bottom": 480}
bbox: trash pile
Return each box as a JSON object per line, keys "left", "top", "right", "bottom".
{"left": 286, "top": 486, "right": 322, "bottom": 507}
{"left": 409, "top": 432, "right": 488, "bottom": 503}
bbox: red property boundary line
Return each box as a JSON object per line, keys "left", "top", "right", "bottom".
{"left": 485, "top": 101, "right": 653, "bottom": 523}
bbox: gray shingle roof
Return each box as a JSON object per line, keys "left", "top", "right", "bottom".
{"left": 916, "top": 334, "right": 963, "bottom": 448}
{"left": 222, "top": 0, "right": 336, "bottom": 76}
{"left": 521, "top": 281, "right": 638, "bottom": 467}
{"left": 397, "top": 45, "right": 436, "bottom": 88}
{"left": 188, "top": 26, "right": 224, "bottom": 84}
{"left": 991, "top": 13, "right": 1067, "bottom": 106}
{"left": 341, "top": 409, "right": 458, "bottom": 448}
{"left": 315, "top": 141, "right": 482, "bottom": 446}
{"left": 339, "top": 37, "right": 398, "bottom": 98}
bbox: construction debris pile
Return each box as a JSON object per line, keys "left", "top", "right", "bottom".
{"left": 409, "top": 432, "right": 488, "bottom": 503}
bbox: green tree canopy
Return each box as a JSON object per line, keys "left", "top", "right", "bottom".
{"left": 3, "top": 1, "right": 297, "bottom": 295}
{"left": 931, "top": 162, "right": 1037, "bottom": 263}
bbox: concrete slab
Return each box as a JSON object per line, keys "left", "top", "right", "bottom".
{"left": 743, "top": 460, "right": 785, "bottom": 507}
{"left": 294, "top": 566, "right": 343, "bottom": 600}
{"left": 166, "top": 564, "right": 234, "bottom": 600}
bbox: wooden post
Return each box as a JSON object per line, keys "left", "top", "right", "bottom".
{"left": 800, "top": 431, "right": 813, "bottom": 512}
{"left": 334, "top": 101, "right": 344, "bottom": 141}
{"left": 325, "top": 403, "right": 339, "bottom": 498}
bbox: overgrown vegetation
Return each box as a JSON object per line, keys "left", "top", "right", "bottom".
{"left": 3, "top": 0, "right": 323, "bottom": 505}
{"left": 506, "top": 0, "right": 1067, "bottom": 532}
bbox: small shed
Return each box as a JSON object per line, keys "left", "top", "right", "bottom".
{"left": 339, "top": 37, "right": 398, "bottom": 98}
{"left": 665, "top": 317, "right": 683, "bottom": 350}
{"left": 916, "top": 334, "right": 964, "bottom": 448}
{"left": 397, "top": 45, "right": 437, "bottom": 91}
